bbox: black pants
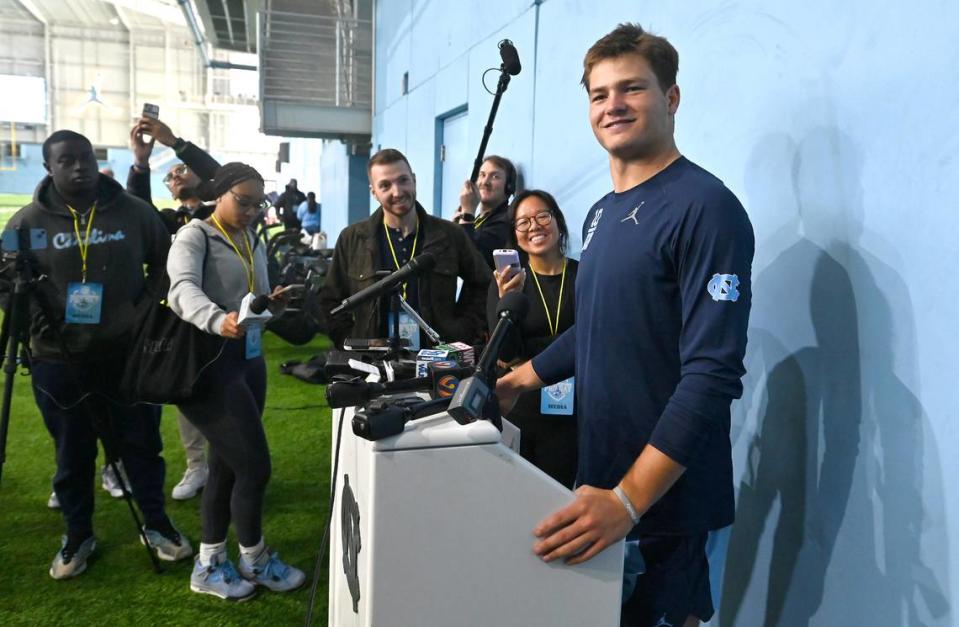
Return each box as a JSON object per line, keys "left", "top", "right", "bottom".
{"left": 512, "top": 413, "right": 578, "bottom": 489}
{"left": 179, "top": 339, "right": 270, "bottom": 546}
{"left": 32, "top": 359, "right": 167, "bottom": 537}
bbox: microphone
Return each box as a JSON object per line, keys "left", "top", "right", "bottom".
{"left": 498, "top": 39, "right": 521, "bottom": 76}
{"left": 330, "top": 252, "right": 436, "bottom": 316}
{"left": 249, "top": 294, "right": 271, "bottom": 315}
{"left": 447, "top": 291, "right": 529, "bottom": 424}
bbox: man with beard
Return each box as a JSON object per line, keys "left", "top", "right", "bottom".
{"left": 319, "top": 149, "right": 490, "bottom": 350}
{"left": 127, "top": 116, "right": 222, "bottom": 234}
{"left": 126, "top": 116, "right": 221, "bottom": 501}
{"left": 8, "top": 130, "right": 193, "bottom": 578}
{"left": 452, "top": 155, "right": 517, "bottom": 269}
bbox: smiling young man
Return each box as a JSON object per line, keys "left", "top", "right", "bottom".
{"left": 319, "top": 148, "right": 491, "bottom": 349}
{"left": 453, "top": 155, "right": 518, "bottom": 269}
{"left": 8, "top": 130, "right": 192, "bottom": 578}
{"left": 496, "top": 24, "right": 754, "bottom": 626}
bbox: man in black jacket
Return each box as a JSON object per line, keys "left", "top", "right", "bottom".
{"left": 319, "top": 149, "right": 491, "bottom": 349}
{"left": 128, "top": 116, "right": 221, "bottom": 234}
{"left": 7, "top": 130, "right": 193, "bottom": 579}
{"left": 452, "top": 155, "right": 517, "bottom": 269}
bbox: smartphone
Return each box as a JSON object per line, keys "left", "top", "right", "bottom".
{"left": 142, "top": 103, "right": 159, "bottom": 119}
{"left": 493, "top": 248, "right": 521, "bottom": 274}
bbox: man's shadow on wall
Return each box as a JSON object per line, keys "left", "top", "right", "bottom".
{"left": 720, "top": 128, "right": 949, "bottom": 626}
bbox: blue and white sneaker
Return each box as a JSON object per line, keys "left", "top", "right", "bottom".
{"left": 239, "top": 548, "right": 306, "bottom": 592}
{"left": 50, "top": 534, "right": 96, "bottom": 580}
{"left": 190, "top": 555, "right": 256, "bottom": 601}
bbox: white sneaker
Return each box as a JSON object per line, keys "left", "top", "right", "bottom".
{"left": 101, "top": 463, "right": 125, "bottom": 498}
{"left": 172, "top": 466, "right": 209, "bottom": 501}
{"left": 47, "top": 491, "right": 60, "bottom": 509}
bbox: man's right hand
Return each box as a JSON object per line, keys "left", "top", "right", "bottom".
{"left": 220, "top": 311, "right": 245, "bottom": 339}
{"left": 458, "top": 179, "right": 479, "bottom": 216}
{"left": 129, "top": 123, "right": 154, "bottom": 167}
{"left": 495, "top": 360, "right": 544, "bottom": 415}
{"left": 135, "top": 117, "right": 177, "bottom": 148}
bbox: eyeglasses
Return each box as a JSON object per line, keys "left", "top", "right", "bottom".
{"left": 163, "top": 164, "right": 191, "bottom": 183}
{"left": 514, "top": 211, "right": 553, "bottom": 232}
{"left": 229, "top": 190, "right": 270, "bottom": 212}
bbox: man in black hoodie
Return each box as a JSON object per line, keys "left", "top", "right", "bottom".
{"left": 7, "top": 130, "right": 193, "bottom": 579}
{"left": 452, "top": 155, "right": 517, "bottom": 269}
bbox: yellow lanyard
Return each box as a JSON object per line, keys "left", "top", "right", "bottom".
{"left": 530, "top": 259, "right": 567, "bottom": 336}
{"left": 210, "top": 215, "right": 255, "bottom": 293}
{"left": 383, "top": 219, "right": 419, "bottom": 299}
{"left": 474, "top": 212, "right": 489, "bottom": 229}
{"left": 67, "top": 202, "right": 97, "bottom": 283}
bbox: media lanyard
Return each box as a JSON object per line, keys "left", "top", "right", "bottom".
{"left": 474, "top": 212, "right": 489, "bottom": 229}
{"left": 67, "top": 202, "right": 97, "bottom": 283}
{"left": 211, "top": 215, "right": 255, "bottom": 293}
{"left": 530, "top": 259, "right": 567, "bottom": 336}
{"left": 383, "top": 219, "right": 419, "bottom": 299}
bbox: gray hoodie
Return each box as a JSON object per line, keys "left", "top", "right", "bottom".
{"left": 167, "top": 220, "right": 270, "bottom": 335}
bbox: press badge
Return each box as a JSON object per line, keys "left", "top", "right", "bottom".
{"left": 65, "top": 282, "right": 103, "bottom": 324}
{"left": 245, "top": 324, "right": 263, "bottom": 359}
{"left": 388, "top": 311, "right": 421, "bottom": 352}
{"left": 541, "top": 377, "right": 574, "bottom": 415}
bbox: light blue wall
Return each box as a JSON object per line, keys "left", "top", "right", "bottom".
{"left": 361, "top": 1, "right": 957, "bottom": 625}
{"left": 320, "top": 140, "right": 371, "bottom": 245}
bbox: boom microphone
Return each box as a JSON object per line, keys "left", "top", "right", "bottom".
{"left": 330, "top": 252, "right": 436, "bottom": 315}
{"left": 498, "top": 39, "right": 522, "bottom": 76}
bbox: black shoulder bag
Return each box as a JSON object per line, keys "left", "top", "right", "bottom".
{"left": 120, "top": 230, "right": 226, "bottom": 404}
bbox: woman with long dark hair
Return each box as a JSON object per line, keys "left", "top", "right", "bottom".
{"left": 167, "top": 162, "right": 305, "bottom": 600}
{"left": 487, "top": 189, "right": 578, "bottom": 488}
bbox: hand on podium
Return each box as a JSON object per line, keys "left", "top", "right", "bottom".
{"left": 532, "top": 486, "right": 634, "bottom": 566}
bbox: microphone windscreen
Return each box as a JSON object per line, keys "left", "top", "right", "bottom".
{"left": 250, "top": 294, "right": 271, "bottom": 314}
{"left": 410, "top": 251, "right": 437, "bottom": 273}
{"left": 497, "top": 291, "right": 529, "bottom": 322}
{"left": 498, "top": 39, "right": 522, "bottom": 76}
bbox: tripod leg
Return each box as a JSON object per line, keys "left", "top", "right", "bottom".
{"left": 87, "top": 401, "right": 162, "bottom": 574}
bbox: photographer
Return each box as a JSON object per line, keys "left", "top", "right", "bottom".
{"left": 128, "top": 116, "right": 221, "bottom": 501}
{"left": 7, "top": 129, "right": 192, "bottom": 579}
{"left": 128, "top": 116, "right": 221, "bottom": 234}
{"left": 167, "top": 162, "right": 304, "bottom": 600}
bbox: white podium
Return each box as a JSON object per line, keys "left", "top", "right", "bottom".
{"left": 328, "top": 399, "right": 624, "bottom": 627}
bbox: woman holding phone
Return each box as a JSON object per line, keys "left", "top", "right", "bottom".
{"left": 487, "top": 189, "right": 579, "bottom": 488}
{"left": 167, "top": 162, "right": 305, "bottom": 600}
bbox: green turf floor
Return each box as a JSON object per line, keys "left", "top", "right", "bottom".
{"left": 0, "top": 332, "right": 334, "bottom": 625}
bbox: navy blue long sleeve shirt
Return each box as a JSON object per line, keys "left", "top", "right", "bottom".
{"left": 532, "top": 156, "right": 754, "bottom": 534}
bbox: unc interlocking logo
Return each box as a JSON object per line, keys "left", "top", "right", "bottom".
{"left": 582, "top": 208, "right": 604, "bottom": 251}
{"left": 341, "top": 475, "right": 362, "bottom": 612}
{"left": 707, "top": 273, "right": 740, "bottom": 302}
